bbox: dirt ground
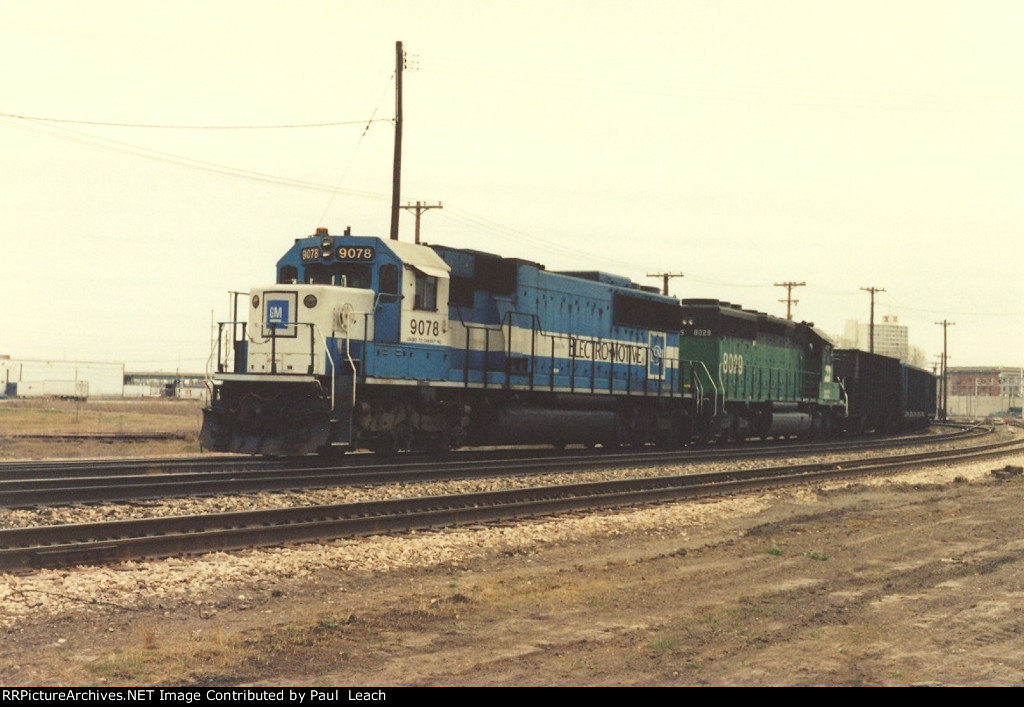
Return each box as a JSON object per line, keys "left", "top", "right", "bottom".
{"left": 4, "top": 456, "right": 1024, "bottom": 687}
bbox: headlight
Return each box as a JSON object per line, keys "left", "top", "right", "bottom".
{"left": 251, "top": 294, "right": 259, "bottom": 309}
{"left": 303, "top": 294, "right": 318, "bottom": 308}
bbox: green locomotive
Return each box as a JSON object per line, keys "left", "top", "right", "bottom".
{"left": 679, "top": 299, "right": 845, "bottom": 442}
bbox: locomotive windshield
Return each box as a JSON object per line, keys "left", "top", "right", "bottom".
{"left": 302, "top": 263, "right": 372, "bottom": 288}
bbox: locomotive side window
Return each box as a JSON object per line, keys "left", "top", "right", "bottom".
{"left": 414, "top": 272, "right": 438, "bottom": 311}
{"left": 379, "top": 264, "right": 399, "bottom": 300}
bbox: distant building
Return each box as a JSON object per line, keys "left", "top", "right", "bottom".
{"left": 945, "top": 367, "right": 1023, "bottom": 418}
{"left": 123, "top": 372, "right": 207, "bottom": 400}
{"left": 842, "top": 316, "right": 910, "bottom": 362}
{"left": 0, "top": 358, "right": 126, "bottom": 399}
{"left": 0, "top": 356, "right": 206, "bottom": 400}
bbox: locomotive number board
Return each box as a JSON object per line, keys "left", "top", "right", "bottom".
{"left": 336, "top": 246, "right": 375, "bottom": 261}
{"left": 300, "top": 246, "right": 377, "bottom": 262}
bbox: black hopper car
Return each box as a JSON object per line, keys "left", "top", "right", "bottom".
{"left": 834, "top": 349, "right": 937, "bottom": 433}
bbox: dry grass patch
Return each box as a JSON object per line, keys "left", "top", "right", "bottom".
{"left": 0, "top": 398, "right": 204, "bottom": 459}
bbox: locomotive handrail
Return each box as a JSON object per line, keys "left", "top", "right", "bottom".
{"left": 682, "top": 359, "right": 719, "bottom": 417}
{"left": 837, "top": 380, "right": 849, "bottom": 416}
{"left": 211, "top": 318, "right": 342, "bottom": 414}
{"left": 451, "top": 305, "right": 677, "bottom": 398}
{"left": 343, "top": 335, "right": 356, "bottom": 410}
{"left": 450, "top": 306, "right": 503, "bottom": 389}
{"left": 308, "top": 322, "right": 336, "bottom": 412}
{"left": 213, "top": 320, "right": 245, "bottom": 373}
{"left": 212, "top": 320, "right": 243, "bottom": 374}
{"left": 687, "top": 363, "right": 705, "bottom": 415}
{"left": 212, "top": 320, "right": 328, "bottom": 380}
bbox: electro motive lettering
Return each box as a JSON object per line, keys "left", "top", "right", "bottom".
{"left": 336, "top": 246, "right": 375, "bottom": 260}
{"left": 722, "top": 352, "right": 745, "bottom": 375}
{"left": 568, "top": 338, "right": 646, "bottom": 364}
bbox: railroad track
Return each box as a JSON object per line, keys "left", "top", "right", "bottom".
{"left": 1, "top": 430, "right": 1019, "bottom": 572}
{"left": 0, "top": 425, "right": 983, "bottom": 507}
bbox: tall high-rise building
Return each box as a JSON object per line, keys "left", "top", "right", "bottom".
{"left": 842, "top": 316, "right": 910, "bottom": 361}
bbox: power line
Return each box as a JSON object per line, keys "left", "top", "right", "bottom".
{"left": 317, "top": 72, "right": 397, "bottom": 225}
{"left": 0, "top": 116, "right": 389, "bottom": 199}
{"left": 0, "top": 111, "right": 391, "bottom": 130}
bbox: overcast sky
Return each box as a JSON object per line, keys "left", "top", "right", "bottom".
{"left": 1, "top": 0, "right": 1020, "bottom": 372}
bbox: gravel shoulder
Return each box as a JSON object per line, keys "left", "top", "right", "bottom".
{"left": 2, "top": 447, "right": 1024, "bottom": 686}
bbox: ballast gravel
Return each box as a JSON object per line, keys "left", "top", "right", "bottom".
{"left": 1, "top": 448, "right": 1016, "bottom": 631}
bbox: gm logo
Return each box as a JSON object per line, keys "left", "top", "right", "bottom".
{"left": 266, "top": 299, "right": 290, "bottom": 329}
{"left": 648, "top": 332, "right": 666, "bottom": 379}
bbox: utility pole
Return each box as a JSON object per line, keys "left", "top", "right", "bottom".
{"left": 774, "top": 281, "right": 806, "bottom": 320}
{"left": 389, "top": 41, "right": 404, "bottom": 241}
{"left": 935, "top": 319, "right": 955, "bottom": 421}
{"left": 647, "top": 272, "right": 684, "bottom": 296}
{"left": 860, "top": 286, "right": 886, "bottom": 353}
{"left": 401, "top": 201, "right": 443, "bottom": 244}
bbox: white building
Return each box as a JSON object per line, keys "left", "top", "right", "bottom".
{"left": 842, "top": 316, "right": 910, "bottom": 362}
{"left": 0, "top": 357, "right": 125, "bottom": 399}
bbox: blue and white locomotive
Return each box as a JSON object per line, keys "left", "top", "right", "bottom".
{"left": 201, "top": 227, "right": 688, "bottom": 455}
{"left": 201, "top": 227, "right": 934, "bottom": 456}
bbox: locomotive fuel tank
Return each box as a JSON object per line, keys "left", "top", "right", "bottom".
{"left": 484, "top": 407, "right": 618, "bottom": 447}
{"left": 763, "top": 412, "right": 814, "bottom": 436}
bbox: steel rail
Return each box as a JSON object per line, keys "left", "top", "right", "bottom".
{"left": 0, "top": 427, "right": 986, "bottom": 507}
{"left": 0, "top": 423, "right": 978, "bottom": 478}
{"left": 1, "top": 434, "right": 1020, "bottom": 572}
